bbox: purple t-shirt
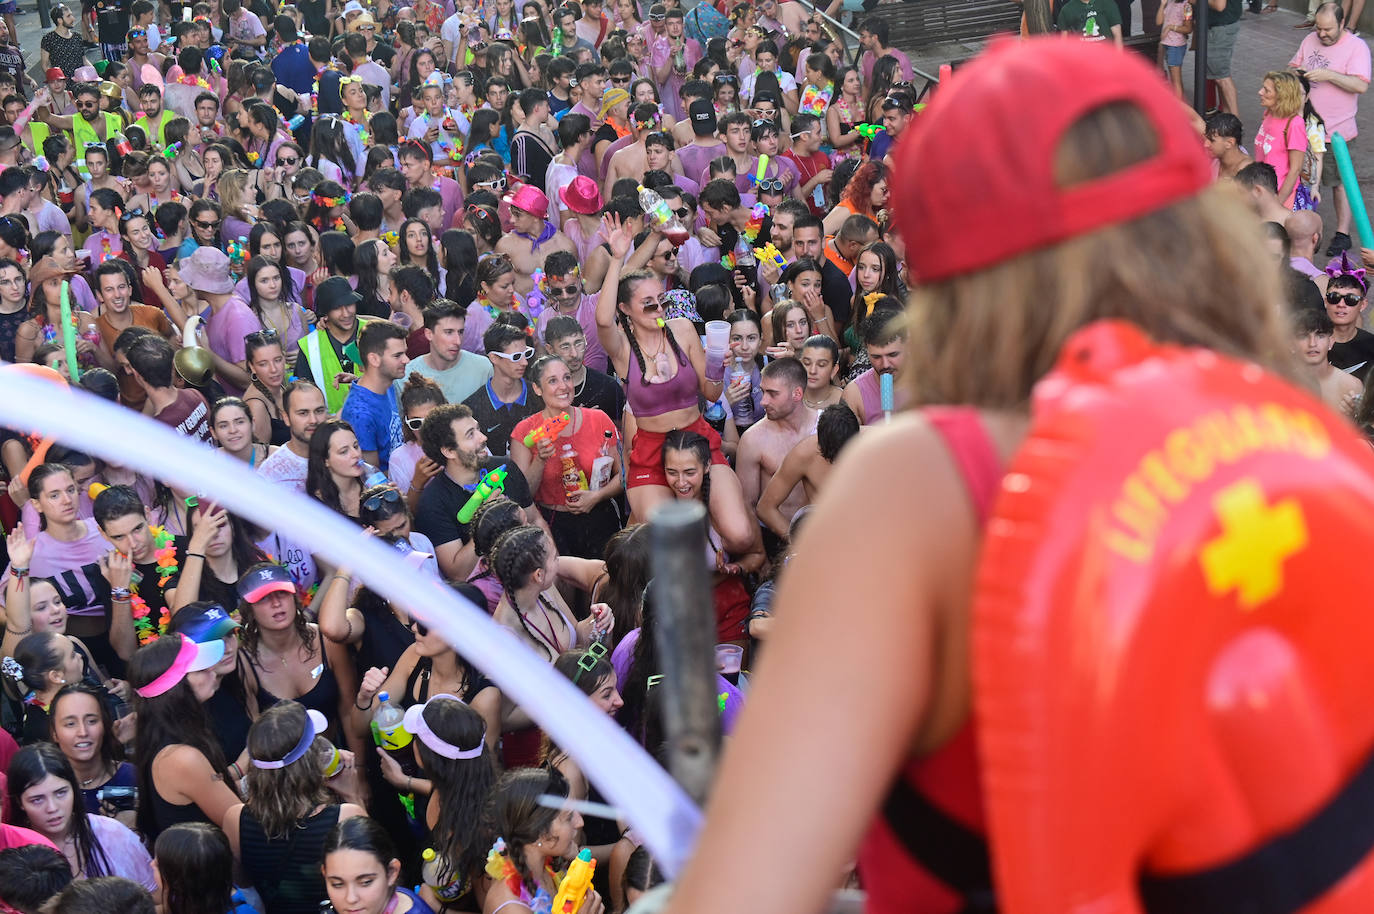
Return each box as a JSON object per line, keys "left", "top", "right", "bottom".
{"left": 0, "top": 519, "right": 110, "bottom": 617}
{"left": 534, "top": 294, "right": 608, "bottom": 373}
{"left": 677, "top": 142, "right": 726, "bottom": 189}
{"left": 611, "top": 627, "right": 743, "bottom": 732}
{"left": 203, "top": 297, "right": 261, "bottom": 365}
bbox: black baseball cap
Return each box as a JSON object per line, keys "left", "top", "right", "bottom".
{"left": 689, "top": 98, "right": 717, "bottom": 136}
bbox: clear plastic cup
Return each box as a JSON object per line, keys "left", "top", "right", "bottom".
{"left": 715, "top": 643, "right": 743, "bottom": 675}
{"left": 704, "top": 320, "right": 730, "bottom": 352}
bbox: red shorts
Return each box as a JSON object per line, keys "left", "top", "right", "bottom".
{"left": 713, "top": 576, "right": 750, "bottom": 643}
{"left": 627, "top": 416, "right": 728, "bottom": 489}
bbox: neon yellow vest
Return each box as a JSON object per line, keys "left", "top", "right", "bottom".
{"left": 301, "top": 319, "right": 369, "bottom": 414}
{"left": 72, "top": 112, "right": 123, "bottom": 151}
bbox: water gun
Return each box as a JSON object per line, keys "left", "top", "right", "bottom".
{"left": 749, "top": 154, "right": 769, "bottom": 187}
{"left": 227, "top": 236, "right": 248, "bottom": 276}
{"left": 552, "top": 848, "right": 595, "bottom": 914}
{"left": 162, "top": 141, "right": 181, "bottom": 160}
{"left": 754, "top": 242, "right": 786, "bottom": 269}
{"left": 523, "top": 412, "right": 570, "bottom": 448}
{"left": 855, "top": 123, "right": 885, "bottom": 140}
{"left": 456, "top": 465, "right": 508, "bottom": 524}
{"left": 880, "top": 372, "right": 894, "bottom": 423}
{"left": 58, "top": 280, "right": 79, "bottom": 382}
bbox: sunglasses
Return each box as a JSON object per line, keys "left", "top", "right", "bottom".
{"left": 475, "top": 177, "right": 508, "bottom": 192}
{"left": 127, "top": 27, "right": 146, "bottom": 38}
{"left": 1327, "top": 291, "right": 1364, "bottom": 306}
{"left": 673, "top": 206, "right": 690, "bottom": 219}
{"left": 195, "top": 219, "right": 222, "bottom": 230}
{"left": 547, "top": 284, "right": 580, "bottom": 298}
{"left": 362, "top": 486, "right": 402, "bottom": 512}
{"left": 409, "top": 617, "right": 429, "bottom": 637}
{"left": 649, "top": 11, "right": 666, "bottom": 19}
{"left": 714, "top": 74, "right": 738, "bottom": 84}
{"left": 757, "top": 178, "right": 784, "bottom": 193}
{"left": 491, "top": 346, "right": 537, "bottom": 362}
{"left": 245, "top": 329, "right": 280, "bottom": 346}
{"left": 277, "top": 155, "right": 299, "bottom": 165}
{"left": 611, "top": 76, "right": 631, "bottom": 85}
{"left": 572, "top": 641, "right": 609, "bottom": 684}
{"left": 658, "top": 250, "right": 677, "bottom": 260}
{"left": 404, "top": 416, "right": 428, "bottom": 432}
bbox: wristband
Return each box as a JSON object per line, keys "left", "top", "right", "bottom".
{"left": 111, "top": 586, "right": 132, "bottom": 600}
{"left": 10, "top": 566, "right": 28, "bottom": 579}
{"left": 186, "top": 552, "right": 207, "bottom": 560}
{"left": 355, "top": 698, "right": 373, "bottom": 711}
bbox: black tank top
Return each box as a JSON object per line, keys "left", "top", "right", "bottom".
{"left": 148, "top": 771, "right": 214, "bottom": 844}
{"left": 239, "top": 804, "right": 341, "bottom": 914}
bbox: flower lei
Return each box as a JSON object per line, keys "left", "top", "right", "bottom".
{"left": 131, "top": 526, "right": 177, "bottom": 645}
{"left": 343, "top": 108, "right": 370, "bottom": 145}
{"left": 720, "top": 204, "right": 769, "bottom": 269}
{"left": 477, "top": 296, "right": 519, "bottom": 319}
{"left": 484, "top": 839, "right": 556, "bottom": 914}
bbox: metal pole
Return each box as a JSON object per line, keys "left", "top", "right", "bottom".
{"left": 648, "top": 500, "right": 721, "bottom": 808}
{"left": 1193, "top": 0, "right": 1209, "bottom": 115}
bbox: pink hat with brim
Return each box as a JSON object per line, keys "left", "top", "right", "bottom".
{"left": 503, "top": 184, "right": 549, "bottom": 220}
{"left": 558, "top": 175, "right": 603, "bottom": 216}
{"left": 135, "top": 634, "right": 225, "bottom": 698}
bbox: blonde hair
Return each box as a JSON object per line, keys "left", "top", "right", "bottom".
{"left": 216, "top": 168, "right": 254, "bottom": 222}
{"left": 906, "top": 102, "right": 1297, "bottom": 409}
{"left": 1265, "top": 69, "right": 1305, "bottom": 120}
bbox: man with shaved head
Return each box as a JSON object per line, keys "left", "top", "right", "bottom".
{"left": 1286, "top": 210, "right": 1328, "bottom": 291}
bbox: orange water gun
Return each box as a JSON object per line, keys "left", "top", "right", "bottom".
{"left": 523, "top": 412, "right": 570, "bottom": 448}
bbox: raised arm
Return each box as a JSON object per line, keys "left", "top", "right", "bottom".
{"left": 316, "top": 569, "right": 365, "bottom": 645}
{"left": 595, "top": 215, "right": 634, "bottom": 367}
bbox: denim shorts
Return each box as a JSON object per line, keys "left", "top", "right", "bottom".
{"left": 1165, "top": 43, "right": 1186, "bottom": 67}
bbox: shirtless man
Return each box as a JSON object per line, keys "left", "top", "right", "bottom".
{"left": 602, "top": 103, "right": 668, "bottom": 198}
{"left": 495, "top": 186, "right": 575, "bottom": 296}
{"left": 1293, "top": 307, "right": 1362, "bottom": 415}
{"left": 736, "top": 357, "right": 818, "bottom": 533}
{"left": 757, "top": 401, "right": 860, "bottom": 539}
{"left": 125, "top": 27, "right": 165, "bottom": 92}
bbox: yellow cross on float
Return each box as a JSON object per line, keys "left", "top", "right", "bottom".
{"left": 1199, "top": 478, "right": 1308, "bottom": 610}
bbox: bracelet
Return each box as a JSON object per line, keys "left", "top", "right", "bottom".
{"left": 406, "top": 775, "right": 413, "bottom": 793}
{"left": 355, "top": 698, "right": 373, "bottom": 711}
{"left": 186, "top": 552, "right": 206, "bottom": 560}
{"left": 10, "top": 566, "right": 28, "bottom": 579}
{"left": 229, "top": 762, "right": 243, "bottom": 781}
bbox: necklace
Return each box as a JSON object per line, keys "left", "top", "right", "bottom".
{"left": 517, "top": 594, "right": 565, "bottom": 656}
{"left": 804, "top": 393, "right": 827, "bottom": 409}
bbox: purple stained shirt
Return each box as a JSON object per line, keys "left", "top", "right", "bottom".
{"left": 534, "top": 294, "right": 608, "bottom": 373}
{"left": 88, "top": 814, "right": 158, "bottom": 892}
{"left": 202, "top": 297, "right": 261, "bottom": 394}
{"left": 0, "top": 519, "right": 110, "bottom": 617}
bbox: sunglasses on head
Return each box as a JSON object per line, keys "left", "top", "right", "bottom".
{"left": 649, "top": 11, "right": 666, "bottom": 18}
{"left": 492, "top": 346, "right": 537, "bottom": 362}
{"left": 362, "top": 486, "right": 402, "bottom": 512}
{"left": 245, "top": 329, "right": 280, "bottom": 346}
{"left": 572, "top": 641, "right": 609, "bottom": 684}
{"left": 1328, "top": 291, "right": 1364, "bottom": 306}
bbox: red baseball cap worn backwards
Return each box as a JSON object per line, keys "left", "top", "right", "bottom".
{"left": 891, "top": 38, "right": 1212, "bottom": 284}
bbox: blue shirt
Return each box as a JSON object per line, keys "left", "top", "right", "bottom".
{"left": 271, "top": 43, "right": 315, "bottom": 95}
{"left": 341, "top": 383, "right": 403, "bottom": 471}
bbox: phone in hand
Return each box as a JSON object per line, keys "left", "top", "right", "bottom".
{"left": 97, "top": 785, "right": 137, "bottom": 812}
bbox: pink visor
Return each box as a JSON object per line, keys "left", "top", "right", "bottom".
{"left": 402, "top": 695, "right": 485, "bottom": 759}
{"left": 135, "top": 634, "right": 225, "bottom": 698}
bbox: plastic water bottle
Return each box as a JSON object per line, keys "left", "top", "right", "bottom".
{"left": 370, "top": 692, "right": 411, "bottom": 753}
{"left": 589, "top": 430, "right": 615, "bottom": 491}
{"left": 731, "top": 358, "right": 755, "bottom": 426}
{"left": 358, "top": 460, "right": 388, "bottom": 488}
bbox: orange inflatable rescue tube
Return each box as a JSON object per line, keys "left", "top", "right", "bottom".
{"left": 973, "top": 321, "right": 1374, "bottom": 914}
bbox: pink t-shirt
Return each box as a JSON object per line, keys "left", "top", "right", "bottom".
{"left": 1255, "top": 112, "right": 1306, "bottom": 207}
{"left": 1161, "top": 0, "right": 1188, "bottom": 46}
{"left": 1290, "top": 30, "right": 1372, "bottom": 141}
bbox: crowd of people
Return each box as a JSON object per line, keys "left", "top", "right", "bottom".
{"left": 0, "top": 0, "right": 1364, "bottom": 909}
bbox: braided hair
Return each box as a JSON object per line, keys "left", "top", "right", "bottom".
{"left": 489, "top": 525, "right": 557, "bottom": 659}
{"left": 615, "top": 269, "right": 686, "bottom": 383}
{"left": 479, "top": 768, "right": 570, "bottom": 898}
